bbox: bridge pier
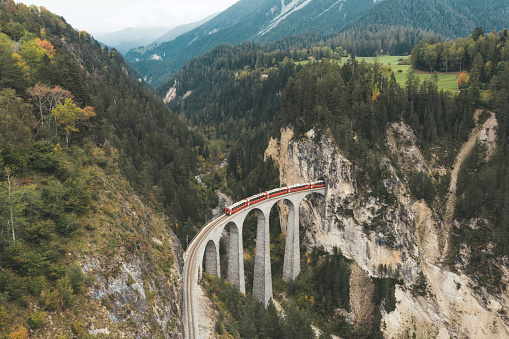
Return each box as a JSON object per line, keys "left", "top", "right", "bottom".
{"left": 282, "top": 197, "right": 304, "bottom": 282}
{"left": 252, "top": 206, "right": 272, "bottom": 306}
{"left": 226, "top": 222, "right": 245, "bottom": 293}
{"left": 204, "top": 240, "right": 219, "bottom": 277}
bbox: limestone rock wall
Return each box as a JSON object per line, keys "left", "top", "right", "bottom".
{"left": 265, "top": 126, "right": 509, "bottom": 338}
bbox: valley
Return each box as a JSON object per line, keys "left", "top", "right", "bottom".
{"left": 0, "top": 0, "right": 509, "bottom": 338}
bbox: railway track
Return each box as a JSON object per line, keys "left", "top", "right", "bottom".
{"left": 183, "top": 214, "right": 226, "bottom": 339}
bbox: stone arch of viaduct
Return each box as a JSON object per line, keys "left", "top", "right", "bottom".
{"left": 196, "top": 188, "right": 325, "bottom": 306}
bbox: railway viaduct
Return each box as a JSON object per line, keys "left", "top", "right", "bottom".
{"left": 183, "top": 185, "right": 326, "bottom": 339}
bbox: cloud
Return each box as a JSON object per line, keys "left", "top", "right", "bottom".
{"left": 27, "top": 0, "right": 239, "bottom": 34}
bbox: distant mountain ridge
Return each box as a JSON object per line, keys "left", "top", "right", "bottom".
{"left": 349, "top": 0, "right": 509, "bottom": 38}
{"left": 150, "top": 13, "right": 219, "bottom": 46}
{"left": 126, "top": 0, "right": 509, "bottom": 88}
{"left": 94, "top": 26, "right": 169, "bottom": 54}
{"left": 125, "top": 0, "right": 375, "bottom": 87}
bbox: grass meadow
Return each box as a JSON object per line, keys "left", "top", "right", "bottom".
{"left": 298, "top": 55, "right": 462, "bottom": 91}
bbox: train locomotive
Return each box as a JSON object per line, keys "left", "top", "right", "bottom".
{"left": 225, "top": 180, "right": 325, "bottom": 216}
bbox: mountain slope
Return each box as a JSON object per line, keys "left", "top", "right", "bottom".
{"left": 125, "top": 0, "right": 375, "bottom": 87}
{"left": 150, "top": 13, "right": 219, "bottom": 46}
{"left": 349, "top": 0, "right": 509, "bottom": 38}
{"left": 0, "top": 1, "right": 208, "bottom": 336}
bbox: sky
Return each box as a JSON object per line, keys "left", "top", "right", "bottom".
{"left": 22, "top": 0, "right": 240, "bottom": 35}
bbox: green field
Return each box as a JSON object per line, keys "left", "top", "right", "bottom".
{"left": 298, "top": 56, "right": 462, "bottom": 91}
{"left": 357, "top": 56, "right": 460, "bottom": 91}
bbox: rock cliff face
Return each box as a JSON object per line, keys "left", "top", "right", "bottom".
{"left": 78, "top": 175, "right": 184, "bottom": 338}
{"left": 265, "top": 124, "right": 509, "bottom": 338}
{"left": 39, "top": 168, "right": 184, "bottom": 338}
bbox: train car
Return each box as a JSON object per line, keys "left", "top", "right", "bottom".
{"left": 267, "top": 187, "right": 288, "bottom": 198}
{"left": 225, "top": 199, "right": 248, "bottom": 216}
{"left": 226, "top": 180, "right": 326, "bottom": 215}
{"left": 311, "top": 180, "right": 326, "bottom": 188}
{"left": 247, "top": 192, "right": 267, "bottom": 206}
{"left": 288, "top": 182, "right": 311, "bottom": 192}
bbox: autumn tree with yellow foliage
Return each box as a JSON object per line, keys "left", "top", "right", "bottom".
{"left": 52, "top": 98, "right": 95, "bottom": 149}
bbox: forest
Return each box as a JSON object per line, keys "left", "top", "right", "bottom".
{"left": 350, "top": 0, "right": 509, "bottom": 39}
{"left": 411, "top": 28, "right": 509, "bottom": 77}
{"left": 2, "top": 0, "right": 509, "bottom": 336}
{"left": 267, "top": 26, "right": 437, "bottom": 59}
{"left": 0, "top": 1, "right": 208, "bottom": 336}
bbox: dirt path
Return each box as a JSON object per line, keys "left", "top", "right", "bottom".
{"left": 197, "top": 285, "right": 218, "bottom": 338}
{"left": 441, "top": 109, "right": 497, "bottom": 262}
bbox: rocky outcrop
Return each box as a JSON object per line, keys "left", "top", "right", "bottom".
{"left": 163, "top": 82, "right": 177, "bottom": 104}
{"left": 42, "top": 169, "right": 185, "bottom": 339}
{"left": 265, "top": 124, "right": 509, "bottom": 338}
{"left": 80, "top": 178, "right": 184, "bottom": 338}
{"left": 266, "top": 128, "right": 419, "bottom": 282}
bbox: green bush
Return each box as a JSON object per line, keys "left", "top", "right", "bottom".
{"left": 31, "top": 141, "right": 63, "bottom": 173}
{"left": 28, "top": 276, "right": 46, "bottom": 296}
{"left": 40, "top": 289, "right": 60, "bottom": 311}
{"left": 71, "top": 321, "right": 86, "bottom": 335}
{"left": 56, "top": 276, "right": 73, "bottom": 307}
{"left": 215, "top": 319, "right": 224, "bottom": 335}
{"left": 282, "top": 301, "right": 315, "bottom": 339}
{"left": 96, "top": 157, "right": 109, "bottom": 169}
{"left": 0, "top": 306, "right": 7, "bottom": 330}
{"left": 46, "top": 262, "right": 67, "bottom": 280}
{"left": 68, "top": 266, "right": 84, "bottom": 294}
{"left": 3, "top": 242, "right": 26, "bottom": 272}
{"left": 412, "top": 271, "right": 427, "bottom": 296}
{"left": 0, "top": 292, "right": 8, "bottom": 307}
{"left": 24, "top": 220, "right": 54, "bottom": 242}
{"left": 0, "top": 270, "right": 27, "bottom": 301}
{"left": 127, "top": 274, "right": 135, "bottom": 286}
{"left": 55, "top": 213, "right": 79, "bottom": 236}
{"left": 18, "top": 295, "right": 29, "bottom": 308}
{"left": 408, "top": 171, "right": 435, "bottom": 205}
{"left": 477, "top": 110, "right": 491, "bottom": 125}
{"left": 372, "top": 277, "right": 399, "bottom": 312}
{"left": 27, "top": 311, "right": 46, "bottom": 329}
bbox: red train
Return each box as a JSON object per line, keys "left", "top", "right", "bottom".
{"left": 225, "top": 180, "right": 325, "bottom": 216}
